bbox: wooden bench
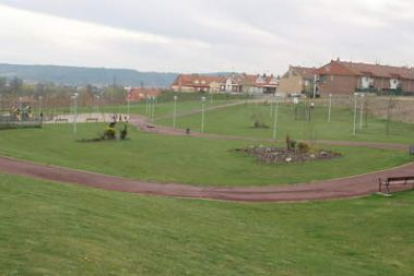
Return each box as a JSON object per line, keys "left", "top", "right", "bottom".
{"left": 55, "top": 118, "right": 69, "bottom": 122}
{"left": 86, "top": 118, "right": 99, "bottom": 122}
{"left": 378, "top": 176, "right": 414, "bottom": 194}
{"left": 409, "top": 145, "right": 414, "bottom": 155}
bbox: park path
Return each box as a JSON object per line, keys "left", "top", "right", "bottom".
{"left": 0, "top": 155, "right": 413, "bottom": 202}
{"left": 0, "top": 104, "right": 412, "bottom": 203}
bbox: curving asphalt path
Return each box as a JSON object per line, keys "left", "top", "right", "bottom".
{"left": 0, "top": 155, "right": 413, "bottom": 202}
{"left": 0, "top": 110, "right": 412, "bottom": 202}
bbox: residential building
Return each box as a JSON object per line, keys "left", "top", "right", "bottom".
{"left": 171, "top": 73, "right": 278, "bottom": 95}
{"left": 317, "top": 60, "right": 414, "bottom": 96}
{"left": 225, "top": 73, "right": 278, "bottom": 94}
{"left": 278, "top": 66, "right": 317, "bottom": 96}
{"left": 127, "top": 87, "right": 161, "bottom": 102}
{"left": 171, "top": 74, "right": 226, "bottom": 93}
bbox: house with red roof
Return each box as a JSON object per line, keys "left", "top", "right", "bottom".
{"left": 316, "top": 59, "right": 414, "bottom": 96}
{"left": 171, "top": 73, "right": 278, "bottom": 94}
{"left": 223, "top": 73, "right": 278, "bottom": 94}
{"left": 127, "top": 87, "right": 161, "bottom": 102}
{"left": 278, "top": 66, "right": 318, "bottom": 96}
{"left": 171, "top": 74, "right": 226, "bottom": 93}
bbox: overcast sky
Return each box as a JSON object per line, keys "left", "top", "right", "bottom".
{"left": 0, "top": 0, "right": 413, "bottom": 74}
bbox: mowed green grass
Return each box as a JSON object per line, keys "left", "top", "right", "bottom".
{"left": 157, "top": 103, "right": 414, "bottom": 144}
{"left": 54, "top": 98, "right": 241, "bottom": 120}
{"left": 0, "top": 124, "right": 411, "bottom": 186}
{"left": 1, "top": 174, "right": 413, "bottom": 276}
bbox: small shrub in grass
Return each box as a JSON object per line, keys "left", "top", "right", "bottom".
{"left": 120, "top": 125, "right": 128, "bottom": 140}
{"left": 104, "top": 127, "right": 116, "bottom": 140}
{"left": 285, "top": 135, "right": 296, "bottom": 151}
{"left": 298, "top": 142, "right": 310, "bottom": 154}
{"left": 251, "top": 113, "right": 269, "bottom": 129}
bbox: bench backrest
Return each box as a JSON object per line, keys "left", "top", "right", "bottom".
{"left": 385, "top": 176, "right": 414, "bottom": 182}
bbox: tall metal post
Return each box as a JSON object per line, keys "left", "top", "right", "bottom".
{"left": 328, "top": 94, "right": 332, "bottom": 123}
{"left": 151, "top": 96, "right": 156, "bottom": 122}
{"left": 71, "top": 93, "right": 78, "bottom": 134}
{"left": 313, "top": 74, "right": 317, "bottom": 98}
{"left": 173, "top": 95, "right": 178, "bottom": 129}
{"left": 270, "top": 96, "right": 273, "bottom": 117}
{"left": 273, "top": 97, "right": 279, "bottom": 140}
{"left": 359, "top": 94, "right": 364, "bottom": 129}
{"left": 353, "top": 94, "right": 357, "bottom": 136}
{"left": 127, "top": 98, "right": 130, "bottom": 119}
{"left": 201, "top": 96, "right": 206, "bottom": 133}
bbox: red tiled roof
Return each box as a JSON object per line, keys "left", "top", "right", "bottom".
{"left": 127, "top": 87, "right": 161, "bottom": 101}
{"left": 172, "top": 74, "right": 226, "bottom": 87}
{"left": 318, "top": 60, "right": 414, "bottom": 80}
{"left": 290, "top": 66, "right": 318, "bottom": 79}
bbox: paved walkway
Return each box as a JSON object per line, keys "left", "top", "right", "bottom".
{"left": 0, "top": 153, "right": 413, "bottom": 202}
{"left": 1, "top": 108, "right": 412, "bottom": 202}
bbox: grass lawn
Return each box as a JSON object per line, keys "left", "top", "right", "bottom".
{"left": 156, "top": 103, "right": 414, "bottom": 144}
{"left": 50, "top": 98, "right": 242, "bottom": 121}
{"left": 1, "top": 174, "right": 413, "bottom": 276}
{"left": 0, "top": 124, "right": 412, "bottom": 186}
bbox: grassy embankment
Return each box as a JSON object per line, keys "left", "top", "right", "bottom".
{"left": 0, "top": 174, "right": 413, "bottom": 276}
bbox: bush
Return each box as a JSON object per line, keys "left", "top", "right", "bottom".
{"left": 120, "top": 125, "right": 128, "bottom": 140}
{"left": 297, "top": 142, "right": 310, "bottom": 154}
{"left": 285, "top": 135, "right": 296, "bottom": 151}
{"left": 251, "top": 113, "right": 269, "bottom": 129}
{"left": 104, "top": 127, "right": 116, "bottom": 140}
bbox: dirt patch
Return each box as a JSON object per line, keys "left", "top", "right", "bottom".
{"left": 235, "top": 146, "right": 342, "bottom": 164}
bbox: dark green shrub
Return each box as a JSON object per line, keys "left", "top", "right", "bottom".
{"left": 298, "top": 142, "right": 310, "bottom": 153}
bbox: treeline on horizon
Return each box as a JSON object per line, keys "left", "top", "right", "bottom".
{"left": 0, "top": 76, "right": 128, "bottom": 108}
{"left": 0, "top": 63, "right": 178, "bottom": 88}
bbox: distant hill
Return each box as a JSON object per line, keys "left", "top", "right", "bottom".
{"left": 0, "top": 63, "right": 179, "bottom": 88}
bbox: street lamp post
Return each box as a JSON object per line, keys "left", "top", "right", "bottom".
{"left": 173, "top": 95, "right": 178, "bottom": 129}
{"left": 145, "top": 96, "right": 150, "bottom": 116}
{"left": 353, "top": 93, "right": 357, "bottom": 136}
{"left": 71, "top": 93, "right": 79, "bottom": 134}
{"left": 270, "top": 95, "right": 273, "bottom": 117}
{"left": 127, "top": 98, "right": 130, "bottom": 119}
{"left": 328, "top": 93, "right": 332, "bottom": 123}
{"left": 127, "top": 93, "right": 130, "bottom": 119}
{"left": 359, "top": 94, "right": 365, "bottom": 129}
{"left": 312, "top": 74, "right": 318, "bottom": 98}
{"left": 38, "top": 95, "right": 43, "bottom": 122}
{"left": 272, "top": 97, "right": 279, "bottom": 140}
{"left": 151, "top": 96, "right": 156, "bottom": 123}
{"left": 201, "top": 96, "right": 206, "bottom": 133}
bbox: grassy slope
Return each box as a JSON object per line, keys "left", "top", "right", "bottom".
{"left": 0, "top": 174, "right": 413, "bottom": 276}
{"left": 0, "top": 124, "right": 411, "bottom": 186}
{"left": 157, "top": 103, "right": 414, "bottom": 144}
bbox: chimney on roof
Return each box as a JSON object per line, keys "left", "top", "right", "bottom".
{"left": 336, "top": 57, "right": 340, "bottom": 62}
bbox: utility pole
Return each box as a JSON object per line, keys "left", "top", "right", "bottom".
{"left": 353, "top": 94, "right": 357, "bottom": 136}
{"left": 328, "top": 93, "right": 332, "bottom": 123}
{"left": 312, "top": 74, "right": 318, "bottom": 98}
{"left": 173, "top": 95, "right": 178, "bottom": 129}
{"left": 386, "top": 95, "right": 393, "bottom": 135}
{"left": 201, "top": 96, "right": 206, "bottom": 133}
{"left": 272, "top": 97, "right": 279, "bottom": 140}
{"left": 359, "top": 94, "right": 364, "bottom": 129}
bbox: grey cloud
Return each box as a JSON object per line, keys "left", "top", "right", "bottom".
{"left": 0, "top": 0, "right": 413, "bottom": 73}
